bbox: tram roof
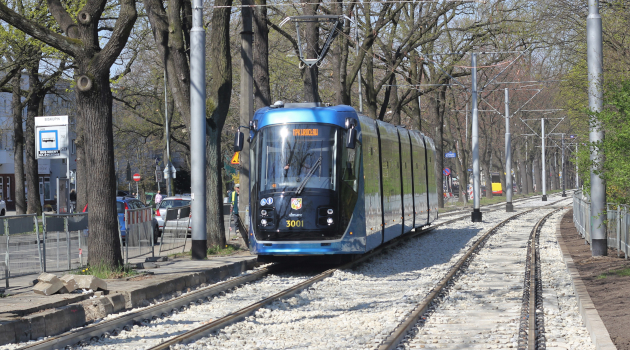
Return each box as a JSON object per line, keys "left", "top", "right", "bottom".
{"left": 253, "top": 104, "right": 359, "bottom": 129}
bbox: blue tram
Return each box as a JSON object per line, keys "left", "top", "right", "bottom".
{"left": 234, "top": 102, "right": 439, "bottom": 261}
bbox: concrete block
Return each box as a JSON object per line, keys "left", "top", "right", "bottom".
{"left": 44, "top": 305, "right": 85, "bottom": 337}
{"left": 37, "top": 273, "right": 59, "bottom": 283}
{"left": 23, "top": 313, "right": 45, "bottom": 340}
{"left": 71, "top": 275, "right": 108, "bottom": 291}
{"left": 12, "top": 318, "right": 30, "bottom": 343}
{"left": 107, "top": 294, "right": 126, "bottom": 313}
{"left": 33, "top": 280, "right": 64, "bottom": 296}
{"left": 0, "top": 320, "right": 15, "bottom": 345}
{"left": 60, "top": 275, "right": 79, "bottom": 293}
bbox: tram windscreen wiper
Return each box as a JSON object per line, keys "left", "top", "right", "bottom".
{"left": 295, "top": 156, "right": 322, "bottom": 195}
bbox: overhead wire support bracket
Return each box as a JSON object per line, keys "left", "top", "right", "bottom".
{"left": 280, "top": 15, "right": 346, "bottom": 69}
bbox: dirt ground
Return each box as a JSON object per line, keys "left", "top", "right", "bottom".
{"left": 560, "top": 210, "right": 630, "bottom": 350}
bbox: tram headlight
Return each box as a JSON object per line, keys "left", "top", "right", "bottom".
{"left": 327, "top": 218, "right": 334, "bottom": 225}
{"left": 261, "top": 209, "right": 267, "bottom": 216}
{"left": 261, "top": 219, "right": 268, "bottom": 226}
{"left": 327, "top": 209, "right": 334, "bottom": 215}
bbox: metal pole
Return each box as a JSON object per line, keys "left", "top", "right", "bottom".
{"left": 465, "top": 103, "right": 468, "bottom": 142}
{"left": 587, "top": 0, "right": 607, "bottom": 256}
{"left": 190, "top": 0, "right": 207, "bottom": 259}
{"left": 542, "top": 118, "right": 547, "bottom": 201}
{"left": 240, "top": 0, "right": 254, "bottom": 231}
{"left": 164, "top": 70, "right": 173, "bottom": 197}
{"left": 505, "top": 88, "right": 514, "bottom": 212}
{"left": 356, "top": 5, "right": 363, "bottom": 114}
{"left": 562, "top": 134, "right": 567, "bottom": 197}
{"left": 471, "top": 53, "right": 482, "bottom": 222}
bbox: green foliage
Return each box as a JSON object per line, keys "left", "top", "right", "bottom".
{"left": 207, "top": 244, "right": 237, "bottom": 256}
{"left": 71, "top": 263, "right": 138, "bottom": 279}
{"left": 577, "top": 79, "right": 630, "bottom": 204}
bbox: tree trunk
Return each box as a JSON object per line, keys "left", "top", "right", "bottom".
{"left": 205, "top": 0, "right": 232, "bottom": 248}
{"left": 144, "top": 0, "right": 192, "bottom": 129}
{"left": 26, "top": 69, "right": 43, "bottom": 215}
{"left": 434, "top": 89, "right": 446, "bottom": 208}
{"left": 83, "top": 69, "right": 123, "bottom": 268}
{"left": 301, "top": 0, "right": 320, "bottom": 102}
{"left": 75, "top": 105, "right": 88, "bottom": 214}
{"left": 253, "top": 0, "right": 271, "bottom": 109}
{"left": 11, "top": 75, "right": 26, "bottom": 214}
{"left": 332, "top": 3, "right": 350, "bottom": 105}
{"left": 516, "top": 145, "right": 526, "bottom": 194}
{"left": 484, "top": 148, "right": 493, "bottom": 199}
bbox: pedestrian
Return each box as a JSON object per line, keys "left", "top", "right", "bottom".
{"left": 230, "top": 184, "right": 239, "bottom": 235}
{"left": 155, "top": 190, "right": 163, "bottom": 204}
{"left": 69, "top": 189, "right": 77, "bottom": 213}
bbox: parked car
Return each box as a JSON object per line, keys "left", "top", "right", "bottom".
{"left": 0, "top": 198, "right": 5, "bottom": 216}
{"left": 83, "top": 197, "right": 147, "bottom": 239}
{"left": 152, "top": 196, "right": 192, "bottom": 242}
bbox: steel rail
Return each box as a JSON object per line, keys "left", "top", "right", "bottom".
{"left": 377, "top": 198, "right": 568, "bottom": 350}
{"left": 438, "top": 191, "right": 571, "bottom": 219}
{"left": 149, "top": 208, "right": 506, "bottom": 349}
{"left": 523, "top": 208, "right": 559, "bottom": 350}
{"left": 17, "top": 195, "right": 570, "bottom": 350}
{"left": 16, "top": 266, "right": 279, "bottom": 350}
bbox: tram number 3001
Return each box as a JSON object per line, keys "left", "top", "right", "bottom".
{"left": 285, "top": 220, "right": 304, "bottom": 228}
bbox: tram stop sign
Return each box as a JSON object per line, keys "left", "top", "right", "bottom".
{"left": 133, "top": 173, "right": 141, "bottom": 182}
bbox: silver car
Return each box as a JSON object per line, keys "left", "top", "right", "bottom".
{"left": 152, "top": 196, "right": 191, "bottom": 242}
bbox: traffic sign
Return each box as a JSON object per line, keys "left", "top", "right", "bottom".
{"left": 231, "top": 152, "right": 240, "bottom": 165}
{"left": 133, "top": 173, "right": 141, "bottom": 182}
{"left": 155, "top": 170, "right": 163, "bottom": 182}
{"left": 443, "top": 168, "right": 451, "bottom": 176}
{"left": 445, "top": 151, "right": 456, "bottom": 158}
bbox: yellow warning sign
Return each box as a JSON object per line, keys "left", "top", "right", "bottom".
{"left": 231, "top": 152, "right": 240, "bottom": 165}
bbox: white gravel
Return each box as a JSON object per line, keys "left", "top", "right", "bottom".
{"left": 0, "top": 194, "right": 576, "bottom": 350}
{"left": 173, "top": 208, "right": 545, "bottom": 350}
{"left": 400, "top": 209, "right": 552, "bottom": 349}
{"left": 539, "top": 210, "right": 595, "bottom": 350}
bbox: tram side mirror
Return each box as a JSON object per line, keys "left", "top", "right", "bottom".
{"left": 234, "top": 131, "right": 244, "bottom": 152}
{"left": 346, "top": 128, "right": 357, "bottom": 149}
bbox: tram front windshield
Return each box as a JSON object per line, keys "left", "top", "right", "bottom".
{"left": 259, "top": 124, "right": 337, "bottom": 192}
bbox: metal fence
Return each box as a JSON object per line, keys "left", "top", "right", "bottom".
{"left": 42, "top": 213, "right": 89, "bottom": 273}
{"left": 158, "top": 206, "right": 190, "bottom": 254}
{"left": 573, "top": 190, "right": 629, "bottom": 258}
{"left": 0, "top": 214, "right": 42, "bottom": 285}
{"left": 123, "top": 207, "right": 154, "bottom": 263}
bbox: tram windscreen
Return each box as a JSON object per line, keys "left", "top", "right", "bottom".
{"left": 259, "top": 124, "right": 337, "bottom": 192}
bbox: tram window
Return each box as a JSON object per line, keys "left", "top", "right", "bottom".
{"left": 342, "top": 141, "right": 361, "bottom": 192}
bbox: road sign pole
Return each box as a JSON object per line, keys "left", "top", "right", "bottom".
{"left": 505, "top": 88, "right": 514, "bottom": 212}
{"left": 471, "top": 53, "right": 482, "bottom": 222}
{"left": 190, "top": 0, "right": 207, "bottom": 260}
{"left": 588, "top": 0, "right": 607, "bottom": 256}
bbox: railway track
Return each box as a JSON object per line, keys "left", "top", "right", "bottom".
{"left": 14, "top": 195, "right": 569, "bottom": 350}
{"left": 378, "top": 208, "right": 563, "bottom": 350}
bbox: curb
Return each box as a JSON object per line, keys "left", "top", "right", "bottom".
{"left": 555, "top": 211, "right": 617, "bottom": 350}
{"left": 0, "top": 257, "right": 257, "bottom": 346}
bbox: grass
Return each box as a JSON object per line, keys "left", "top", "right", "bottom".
{"left": 71, "top": 264, "right": 138, "bottom": 279}
{"left": 596, "top": 267, "right": 630, "bottom": 279}
{"left": 167, "top": 244, "right": 241, "bottom": 259}
{"left": 207, "top": 244, "right": 238, "bottom": 256}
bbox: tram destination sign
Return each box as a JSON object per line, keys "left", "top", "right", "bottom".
{"left": 35, "top": 116, "right": 69, "bottom": 159}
